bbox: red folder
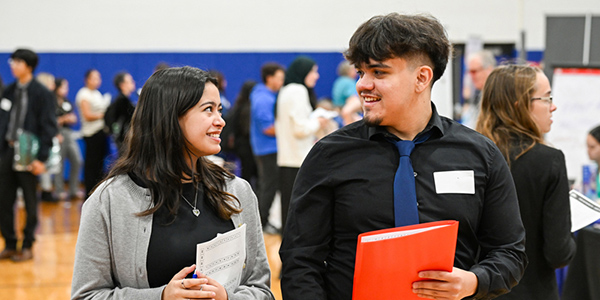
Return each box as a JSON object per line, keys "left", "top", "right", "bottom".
{"left": 352, "top": 220, "right": 459, "bottom": 300}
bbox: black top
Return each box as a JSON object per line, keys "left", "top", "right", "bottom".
{"left": 279, "top": 104, "right": 527, "bottom": 300}
{"left": 56, "top": 97, "right": 75, "bottom": 129}
{"left": 129, "top": 174, "right": 235, "bottom": 287}
{"left": 496, "top": 141, "right": 576, "bottom": 300}
{"left": 0, "top": 79, "right": 58, "bottom": 161}
{"left": 104, "top": 93, "right": 135, "bottom": 149}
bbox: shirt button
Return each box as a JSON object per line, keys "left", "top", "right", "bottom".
{"left": 139, "top": 268, "right": 143, "bottom": 277}
{"left": 414, "top": 172, "right": 418, "bottom": 177}
{"left": 143, "top": 227, "right": 146, "bottom": 233}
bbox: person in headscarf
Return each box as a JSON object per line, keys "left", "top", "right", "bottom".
{"left": 275, "top": 56, "right": 328, "bottom": 233}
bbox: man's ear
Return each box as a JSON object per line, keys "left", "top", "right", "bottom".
{"left": 415, "top": 66, "right": 434, "bottom": 93}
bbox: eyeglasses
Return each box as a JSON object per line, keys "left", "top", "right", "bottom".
{"left": 468, "top": 68, "right": 483, "bottom": 74}
{"left": 531, "top": 96, "right": 553, "bottom": 104}
{"left": 7, "top": 58, "right": 23, "bottom": 65}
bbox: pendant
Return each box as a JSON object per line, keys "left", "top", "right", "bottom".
{"left": 192, "top": 208, "right": 201, "bottom": 217}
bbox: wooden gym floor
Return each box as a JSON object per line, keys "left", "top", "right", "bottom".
{"left": 0, "top": 199, "right": 283, "bottom": 300}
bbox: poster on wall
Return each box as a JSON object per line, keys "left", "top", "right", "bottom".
{"left": 545, "top": 68, "right": 600, "bottom": 185}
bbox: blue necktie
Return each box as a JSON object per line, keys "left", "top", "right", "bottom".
{"left": 391, "top": 132, "right": 431, "bottom": 227}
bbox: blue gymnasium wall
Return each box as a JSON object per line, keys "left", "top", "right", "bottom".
{"left": 0, "top": 50, "right": 545, "bottom": 113}
{"left": 0, "top": 51, "right": 347, "bottom": 178}
{"left": 0, "top": 52, "right": 348, "bottom": 116}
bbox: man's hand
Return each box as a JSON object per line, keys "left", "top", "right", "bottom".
{"left": 28, "top": 160, "right": 46, "bottom": 175}
{"left": 412, "top": 267, "right": 478, "bottom": 300}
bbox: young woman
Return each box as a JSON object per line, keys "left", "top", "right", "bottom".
{"left": 71, "top": 67, "right": 274, "bottom": 300}
{"left": 104, "top": 71, "right": 136, "bottom": 153}
{"left": 275, "top": 56, "right": 327, "bottom": 233}
{"left": 222, "top": 80, "right": 258, "bottom": 186}
{"left": 586, "top": 125, "right": 600, "bottom": 199}
{"left": 75, "top": 69, "right": 110, "bottom": 198}
{"left": 476, "top": 64, "right": 576, "bottom": 300}
{"left": 54, "top": 78, "right": 83, "bottom": 200}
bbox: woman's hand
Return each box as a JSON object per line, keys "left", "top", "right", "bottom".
{"left": 161, "top": 265, "right": 214, "bottom": 300}
{"left": 194, "top": 271, "right": 229, "bottom": 300}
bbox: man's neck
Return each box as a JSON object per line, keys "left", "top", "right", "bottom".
{"left": 265, "top": 83, "right": 277, "bottom": 93}
{"left": 387, "top": 100, "right": 432, "bottom": 141}
{"left": 17, "top": 73, "right": 33, "bottom": 85}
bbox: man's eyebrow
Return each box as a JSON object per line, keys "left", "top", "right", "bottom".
{"left": 365, "top": 62, "right": 391, "bottom": 69}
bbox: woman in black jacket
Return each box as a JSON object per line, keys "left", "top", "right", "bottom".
{"left": 477, "top": 64, "right": 576, "bottom": 300}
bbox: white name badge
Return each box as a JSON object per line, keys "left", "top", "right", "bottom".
{"left": 0, "top": 98, "right": 11, "bottom": 112}
{"left": 433, "top": 170, "right": 475, "bottom": 194}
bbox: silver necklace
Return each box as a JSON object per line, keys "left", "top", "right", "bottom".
{"left": 181, "top": 187, "right": 201, "bottom": 217}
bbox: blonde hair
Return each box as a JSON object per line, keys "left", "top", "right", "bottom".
{"left": 36, "top": 72, "right": 55, "bottom": 91}
{"left": 476, "top": 65, "right": 543, "bottom": 162}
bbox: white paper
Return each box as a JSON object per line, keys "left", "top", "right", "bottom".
{"left": 569, "top": 190, "right": 600, "bottom": 232}
{"left": 310, "top": 107, "right": 339, "bottom": 119}
{"left": 433, "top": 170, "right": 475, "bottom": 194}
{"left": 360, "top": 224, "right": 449, "bottom": 243}
{"left": 196, "top": 224, "right": 246, "bottom": 291}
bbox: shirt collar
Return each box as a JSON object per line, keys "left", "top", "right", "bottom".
{"left": 367, "top": 102, "right": 444, "bottom": 141}
{"left": 16, "top": 80, "right": 31, "bottom": 90}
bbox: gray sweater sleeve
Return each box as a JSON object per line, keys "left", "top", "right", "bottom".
{"left": 71, "top": 177, "right": 164, "bottom": 300}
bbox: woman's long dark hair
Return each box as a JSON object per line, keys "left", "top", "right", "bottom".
{"left": 102, "top": 66, "right": 241, "bottom": 220}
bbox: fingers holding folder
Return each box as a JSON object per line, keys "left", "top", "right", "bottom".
{"left": 352, "top": 220, "right": 466, "bottom": 300}
{"left": 412, "top": 267, "right": 478, "bottom": 300}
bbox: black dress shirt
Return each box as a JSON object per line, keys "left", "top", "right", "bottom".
{"left": 495, "top": 140, "right": 575, "bottom": 300}
{"left": 280, "top": 104, "right": 527, "bottom": 300}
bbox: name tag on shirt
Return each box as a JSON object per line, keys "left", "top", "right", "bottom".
{"left": 0, "top": 98, "right": 11, "bottom": 112}
{"left": 433, "top": 170, "right": 475, "bottom": 194}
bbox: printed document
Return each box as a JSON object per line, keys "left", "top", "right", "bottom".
{"left": 196, "top": 223, "right": 246, "bottom": 291}
{"left": 569, "top": 190, "right": 600, "bottom": 232}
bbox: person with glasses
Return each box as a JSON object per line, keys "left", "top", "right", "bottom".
{"left": 461, "top": 50, "right": 497, "bottom": 129}
{"left": 0, "top": 49, "right": 58, "bottom": 261}
{"left": 477, "top": 64, "right": 576, "bottom": 300}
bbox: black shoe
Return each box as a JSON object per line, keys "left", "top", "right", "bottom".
{"left": 41, "top": 191, "right": 57, "bottom": 202}
{"left": 263, "top": 223, "right": 281, "bottom": 235}
{"left": 11, "top": 248, "right": 33, "bottom": 262}
{"left": 0, "top": 248, "right": 17, "bottom": 260}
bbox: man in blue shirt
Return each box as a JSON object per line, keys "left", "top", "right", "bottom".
{"left": 250, "top": 63, "right": 285, "bottom": 232}
{"left": 332, "top": 60, "right": 361, "bottom": 125}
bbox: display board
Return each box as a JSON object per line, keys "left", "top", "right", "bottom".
{"left": 546, "top": 68, "right": 600, "bottom": 183}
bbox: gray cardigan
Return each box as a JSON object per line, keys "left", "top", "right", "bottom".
{"left": 71, "top": 174, "right": 274, "bottom": 300}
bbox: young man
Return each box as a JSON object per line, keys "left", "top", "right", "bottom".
{"left": 249, "top": 62, "right": 285, "bottom": 232}
{"left": 0, "top": 49, "right": 58, "bottom": 261}
{"left": 280, "top": 13, "right": 526, "bottom": 300}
